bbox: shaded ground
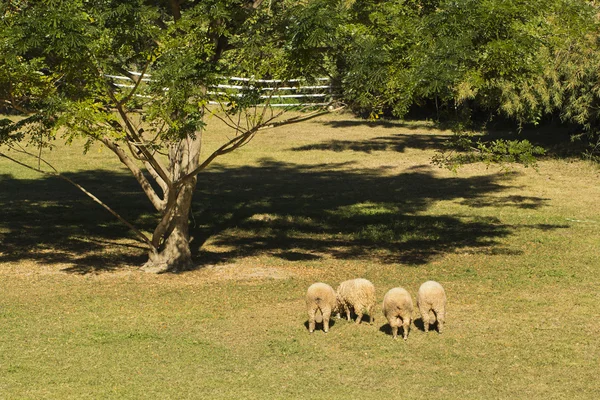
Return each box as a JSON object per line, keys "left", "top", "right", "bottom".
{"left": 303, "top": 118, "right": 592, "bottom": 159}
{"left": 0, "top": 156, "right": 562, "bottom": 273}
{"left": 291, "top": 133, "right": 449, "bottom": 153}
{"left": 292, "top": 119, "right": 447, "bottom": 154}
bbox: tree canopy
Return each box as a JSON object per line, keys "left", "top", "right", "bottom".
{"left": 288, "top": 0, "right": 600, "bottom": 164}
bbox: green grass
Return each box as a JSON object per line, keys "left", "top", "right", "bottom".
{"left": 1, "top": 112, "right": 599, "bottom": 399}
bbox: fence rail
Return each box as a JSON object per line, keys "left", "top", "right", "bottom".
{"left": 106, "top": 72, "right": 334, "bottom": 107}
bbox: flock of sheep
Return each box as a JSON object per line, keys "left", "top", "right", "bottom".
{"left": 306, "top": 278, "right": 447, "bottom": 340}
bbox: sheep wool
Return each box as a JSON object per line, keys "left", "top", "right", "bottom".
{"left": 336, "top": 278, "right": 376, "bottom": 324}
{"left": 306, "top": 282, "right": 337, "bottom": 333}
{"left": 416, "top": 280, "right": 447, "bottom": 333}
{"left": 382, "top": 287, "right": 414, "bottom": 340}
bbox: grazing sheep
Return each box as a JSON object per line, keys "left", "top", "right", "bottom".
{"left": 336, "top": 278, "right": 376, "bottom": 324}
{"left": 416, "top": 280, "right": 447, "bottom": 333}
{"left": 306, "top": 282, "right": 338, "bottom": 333}
{"left": 382, "top": 287, "right": 414, "bottom": 340}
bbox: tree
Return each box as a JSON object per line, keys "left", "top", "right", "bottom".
{"left": 0, "top": 0, "right": 338, "bottom": 272}
{"left": 3, "top": 0, "right": 599, "bottom": 273}
{"left": 416, "top": 0, "right": 600, "bottom": 163}
{"left": 322, "top": 0, "right": 600, "bottom": 164}
{"left": 286, "top": 0, "right": 424, "bottom": 118}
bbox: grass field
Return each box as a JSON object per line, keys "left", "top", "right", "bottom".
{"left": 1, "top": 112, "right": 599, "bottom": 399}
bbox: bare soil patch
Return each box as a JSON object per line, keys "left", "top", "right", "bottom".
{"left": 200, "top": 263, "right": 294, "bottom": 281}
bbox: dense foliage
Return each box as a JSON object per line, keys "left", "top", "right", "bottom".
{"left": 3, "top": 0, "right": 600, "bottom": 154}
{"left": 290, "top": 0, "right": 600, "bottom": 157}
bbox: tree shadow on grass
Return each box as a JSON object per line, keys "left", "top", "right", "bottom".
{"left": 188, "top": 160, "right": 566, "bottom": 267}
{"left": 482, "top": 123, "right": 588, "bottom": 159}
{"left": 291, "top": 133, "right": 448, "bottom": 154}
{"left": 318, "top": 119, "right": 437, "bottom": 131}
{"left": 303, "top": 118, "right": 591, "bottom": 159}
{"left": 0, "top": 159, "right": 566, "bottom": 274}
{"left": 290, "top": 118, "right": 449, "bottom": 154}
{"left": 291, "top": 134, "right": 449, "bottom": 154}
{"left": 0, "top": 172, "right": 152, "bottom": 273}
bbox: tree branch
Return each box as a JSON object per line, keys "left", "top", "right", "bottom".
{"left": 246, "top": 0, "right": 265, "bottom": 9}
{"left": 151, "top": 190, "right": 180, "bottom": 248}
{"left": 143, "top": 158, "right": 169, "bottom": 196}
{"left": 179, "top": 105, "right": 343, "bottom": 184}
{"left": 169, "top": 0, "right": 181, "bottom": 22}
{"left": 208, "top": 108, "right": 245, "bottom": 132}
{"left": 101, "top": 136, "right": 168, "bottom": 212}
{"left": 180, "top": 126, "right": 257, "bottom": 183}
{"left": 258, "top": 105, "right": 344, "bottom": 130}
{"left": 104, "top": 84, "right": 173, "bottom": 187}
{"left": 118, "top": 61, "right": 150, "bottom": 105}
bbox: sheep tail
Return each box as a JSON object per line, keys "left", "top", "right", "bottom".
{"left": 314, "top": 296, "right": 324, "bottom": 323}
{"left": 315, "top": 308, "right": 323, "bottom": 323}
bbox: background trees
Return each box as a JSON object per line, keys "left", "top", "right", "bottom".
{"left": 306, "top": 0, "right": 600, "bottom": 162}
{"left": 295, "top": 0, "right": 600, "bottom": 138}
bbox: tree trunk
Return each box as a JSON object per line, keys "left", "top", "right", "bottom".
{"left": 142, "top": 180, "right": 197, "bottom": 273}
{"left": 142, "top": 128, "right": 202, "bottom": 273}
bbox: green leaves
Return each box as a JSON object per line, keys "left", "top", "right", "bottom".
{"left": 432, "top": 133, "right": 546, "bottom": 172}
{"left": 0, "top": 112, "right": 58, "bottom": 157}
{"left": 309, "top": 0, "right": 421, "bottom": 117}
{"left": 1, "top": 1, "right": 300, "bottom": 146}
{"left": 3, "top": 0, "right": 600, "bottom": 164}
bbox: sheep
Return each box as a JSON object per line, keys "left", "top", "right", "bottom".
{"left": 416, "top": 280, "right": 447, "bottom": 333}
{"left": 306, "top": 282, "right": 338, "bottom": 333}
{"left": 382, "top": 287, "right": 414, "bottom": 340}
{"left": 335, "top": 278, "right": 376, "bottom": 324}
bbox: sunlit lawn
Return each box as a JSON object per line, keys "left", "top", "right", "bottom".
{"left": 1, "top": 112, "right": 599, "bottom": 399}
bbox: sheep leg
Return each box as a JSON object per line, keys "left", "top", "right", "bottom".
{"left": 355, "top": 311, "right": 363, "bottom": 324}
{"left": 420, "top": 307, "right": 430, "bottom": 333}
{"left": 434, "top": 308, "right": 445, "bottom": 333}
{"left": 368, "top": 305, "right": 375, "bottom": 325}
{"left": 391, "top": 325, "right": 398, "bottom": 340}
{"left": 402, "top": 318, "right": 410, "bottom": 340}
{"left": 345, "top": 307, "right": 351, "bottom": 321}
{"left": 308, "top": 308, "right": 317, "bottom": 333}
{"left": 322, "top": 307, "right": 332, "bottom": 333}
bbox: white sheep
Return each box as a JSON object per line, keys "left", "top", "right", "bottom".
{"left": 306, "top": 282, "right": 338, "bottom": 333}
{"left": 382, "top": 287, "right": 414, "bottom": 340}
{"left": 416, "top": 280, "right": 447, "bottom": 333}
{"left": 336, "top": 278, "right": 376, "bottom": 324}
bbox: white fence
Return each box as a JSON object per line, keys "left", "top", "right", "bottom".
{"left": 107, "top": 73, "right": 334, "bottom": 107}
